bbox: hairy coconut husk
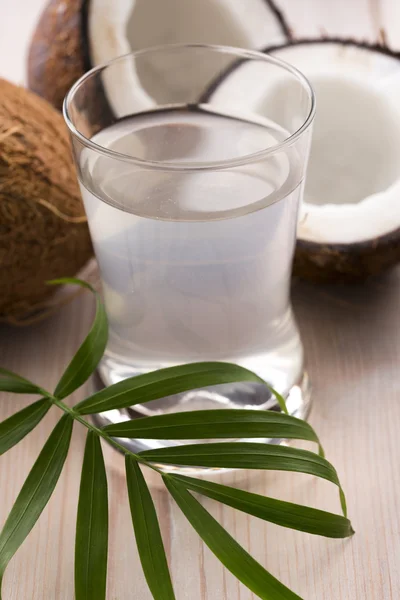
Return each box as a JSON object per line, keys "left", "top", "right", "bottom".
{"left": 0, "top": 78, "right": 92, "bottom": 322}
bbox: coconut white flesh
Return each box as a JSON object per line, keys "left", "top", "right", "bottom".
{"left": 209, "top": 42, "right": 400, "bottom": 245}
{"left": 270, "top": 43, "right": 400, "bottom": 245}
{"left": 88, "top": 0, "right": 287, "bottom": 116}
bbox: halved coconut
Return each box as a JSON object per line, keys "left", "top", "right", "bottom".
{"left": 206, "top": 39, "right": 400, "bottom": 282}
{"left": 28, "top": 0, "right": 289, "bottom": 112}
{"left": 268, "top": 40, "right": 400, "bottom": 281}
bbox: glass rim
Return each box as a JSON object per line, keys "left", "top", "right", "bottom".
{"left": 63, "top": 43, "right": 315, "bottom": 171}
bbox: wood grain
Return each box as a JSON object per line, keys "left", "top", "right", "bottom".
{"left": 1, "top": 1, "right": 400, "bottom": 598}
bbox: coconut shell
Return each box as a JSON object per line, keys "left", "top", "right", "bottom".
{"left": 27, "top": 0, "right": 292, "bottom": 112}
{"left": 0, "top": 78, "right": 92, "bottom": 320}
{"left": 28, "top": 0, "right": 113, "bottom": 135}
{"left": 27, "top": 0, "right": 88, "bottom": 111}
{"left": 294, "top": 233, "right": 400, "bottom": 283}
{"left": 264, "top": 37, "right": 400, "bottom": 283}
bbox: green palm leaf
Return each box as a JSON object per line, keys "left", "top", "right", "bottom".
{"left": 0, "top": 398, "right": 51, "bottom": 456}
{"left": 126, "top": 457, "right": 176, "bottom": 600}
{"left": 267, "top": 385, "right": 289, "bottom": 414}
{"left": 0, "top": 279, "right": 353, "bottom": 600}
{"left": 49, "top": 279, "right": 108, "bottom": 400}
{"left": 103, "top": 409, "right": 320, "bottom": 446}
{"left": 141, "top": 442, "right": 339, "bottom": 484}
{"left": 75, "top": 362, "right": 269, "bottom": 414}
{"left": 164, "top": 476, "right": 302, "bottom": 600}
{"left": 0, "top": 415, "right": 73, "bottom": 596}
{"left": 170, "top": 474, "right": 354, "bottom": 538}
{"left": 0, "top": 368, "right": 46, "bottom": 395}
{"left": 75, "top": 431, "right": 108, "bottom": 600}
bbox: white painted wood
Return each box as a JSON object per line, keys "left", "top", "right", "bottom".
{"left": 1, "top": 0, "right": 400, "bottom": 598}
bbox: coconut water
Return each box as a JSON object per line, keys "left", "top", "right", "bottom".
{"left": 79, "top": 107, "right": 305, "bottom": 414}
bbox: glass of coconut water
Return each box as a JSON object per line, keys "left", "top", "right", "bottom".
{"left": 64, "top": 45, "right": 315, "bottom": 454}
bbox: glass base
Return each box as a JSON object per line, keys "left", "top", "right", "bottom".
{"left": 90, "top": 369, "right": 312, "bottom": 474}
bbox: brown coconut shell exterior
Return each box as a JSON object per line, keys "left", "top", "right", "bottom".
{"left": 0, "top": 78, "right": 92, "bottom": 320}
{"left": 28, "top": 0, "right": 113, "bottom": 134}
{"left": 294, "top": 232, "right": 400, "bottom": 283}
{"left": 27, "top": 0, "right": 88, "bottom": 111}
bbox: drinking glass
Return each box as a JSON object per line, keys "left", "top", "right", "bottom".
{"left": 64, "top": 44, "right": 315, "bottom": 454}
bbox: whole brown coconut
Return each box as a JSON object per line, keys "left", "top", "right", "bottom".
{"left": 0, "top": 78, "right": 92, "bottom": 322}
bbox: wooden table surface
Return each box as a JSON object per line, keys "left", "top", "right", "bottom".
{"left": 1, "top": 1, "right": 400, "bottom": 598}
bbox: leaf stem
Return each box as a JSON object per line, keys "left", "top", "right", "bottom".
{"left": 49, "top": 396, "right": 165, "bottom": 476}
